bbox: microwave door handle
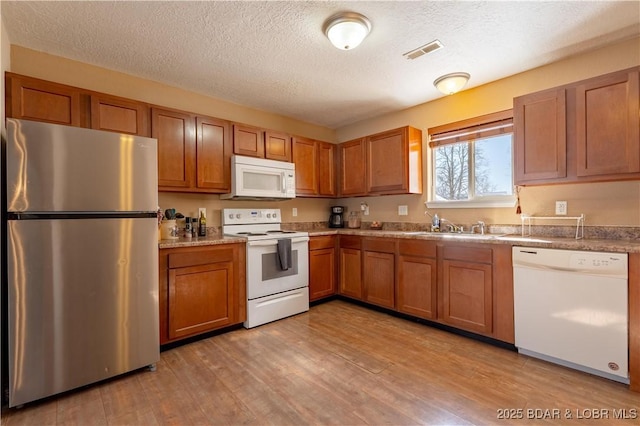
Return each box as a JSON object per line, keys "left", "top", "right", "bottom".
{"left": 281, "top": 172, "right": 286, "bottom": 194}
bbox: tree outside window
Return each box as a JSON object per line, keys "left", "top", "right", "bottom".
{"left": 429, "top": 111, "right": 514, "bottom": 205}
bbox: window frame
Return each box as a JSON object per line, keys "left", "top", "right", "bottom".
{"left": 426, "top": 110, "right": 516, "bottom": 209}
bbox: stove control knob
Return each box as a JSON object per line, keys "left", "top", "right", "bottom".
{"left": 266, "top": 213, "right": 271, "bottom": 218}
{"left": 272, "top": 212, "right": 277, "bottom": 219}
{"left": 228, "top": 214, "right": 234, "bottom": 219}
{"left": 235, "top": 213, "right": 241, "bottom": 219}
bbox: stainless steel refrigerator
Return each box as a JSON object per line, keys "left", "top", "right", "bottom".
{"left": 4, "top": 118, "right": 159, "bottom": 407}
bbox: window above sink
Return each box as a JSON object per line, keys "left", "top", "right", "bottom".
{"left": 426, "top": 110, "right": 517, "bottom": 209}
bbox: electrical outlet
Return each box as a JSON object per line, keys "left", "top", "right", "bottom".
{"left": 363, "top": 206, "right": 369, "bottom": 216}
{"left": 398, "top": 205, "right": 408, "bottom": 216}
{"left": 555, "top": 201, "right": 567, "bottom": 215}
{"left": 292, "top": 207, "right": 298, "bottom": 217}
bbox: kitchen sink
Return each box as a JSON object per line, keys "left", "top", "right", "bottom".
{"left": 437, "top": 233, "right": 505, "bottom": 240}
{"left": 401, "top": 231, "right": 505, "bottom": 239}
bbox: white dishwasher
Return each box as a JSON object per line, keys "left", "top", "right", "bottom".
{"left": 513, "top": 247, "right": 628, "bottom": 383}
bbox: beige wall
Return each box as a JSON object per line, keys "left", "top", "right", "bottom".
{"left": 8, "top": 36, "right": 640, "bottom": 228}
{"left": 158, "top": 193, "right": 333, "bottom": 228}
{"left": 336, "top": 36, "right": 640, "bottom": 227}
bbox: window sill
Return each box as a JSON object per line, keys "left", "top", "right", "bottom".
{"left": 426, "top": 198, "right": 517, "bottom": 209}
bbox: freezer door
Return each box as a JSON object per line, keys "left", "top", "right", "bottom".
{"left": 7, "top": 218, "right": 159, "bottom": 407}
{"left": 6, "top": 118, "right": 157, "bottom": 213}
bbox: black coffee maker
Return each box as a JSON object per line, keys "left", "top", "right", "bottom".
{"left": 329, "top": 206, "right": 345, "bottom": 228}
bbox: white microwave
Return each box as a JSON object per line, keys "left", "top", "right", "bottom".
{"left": 221, "top": 155, "right": 296, "bottom": 200}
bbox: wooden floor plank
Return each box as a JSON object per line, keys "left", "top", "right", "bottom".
{"left": 3, "top": 299, "right": 638, "bottom": 425}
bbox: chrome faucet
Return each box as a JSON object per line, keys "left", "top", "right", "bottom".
{"left": 471, "top": 221, "right": 486, "bottom": 235}
{"left": 441, "top": 218, "right": 463, "bottom": 233}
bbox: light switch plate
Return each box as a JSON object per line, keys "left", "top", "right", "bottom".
{"left": 398, "top": 205, "right": 408, "bottom": 216}
{"left": 292, "top": 207, "right": 298, "bottom": 217}
{"left": 555, "top": 201, "right": 567, "bottom": 215}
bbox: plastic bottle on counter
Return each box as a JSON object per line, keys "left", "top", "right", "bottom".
{"left": 191, "top": 218, "right": 198, "bottom": 238}
{"left": 199, "top": 211, "right": 207, "bottom": 237}
{"left": 431, "top": 213, "right": 440, "bottom": 232}
{"left": 184, "top": 216, "right": 192, "bottom": 238}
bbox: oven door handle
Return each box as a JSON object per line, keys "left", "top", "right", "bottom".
{"left": 247, "top": 236, "right": 309, "bottom": 247}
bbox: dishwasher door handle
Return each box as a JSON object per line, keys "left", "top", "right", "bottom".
{"left": 513, "top": 262, "right": 628, "bottom": 278}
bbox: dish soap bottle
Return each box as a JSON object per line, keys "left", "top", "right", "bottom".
{"left": 198, "top": 211, "right": 207, "bottom": 237}
{"left": 431, "top": 213, "right": 440, "bottom": 232}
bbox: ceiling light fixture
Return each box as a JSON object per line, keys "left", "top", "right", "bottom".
{"left": 433, "top": 72, "right": 471, "bottom": 95}
{"left": 323, "top": 12, "right": 371, "bottom": 51}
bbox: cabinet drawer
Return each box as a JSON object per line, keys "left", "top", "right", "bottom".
{"left": 363, "top": 238, "right": 396, "bottom": 253}
{"left": 339, "top": 235, "right": 361, "bottom": 249}
{"left": 442, "top": 245, "right": 492, "bottom": 264}
{"left": 399, "top": 240, "right": 436, "bottom": 257}
{"left": 309, "top": 235, "right": 335, "bottom": 250}
{"left": 168, "top": 247, "right": 235, "bottom": 269}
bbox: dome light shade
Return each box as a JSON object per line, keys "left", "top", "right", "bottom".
{"left": 324, "top": 12, "right": 371, "bottom": 50}
{"left": 434, "top": 72, "right": 471, "bottom": 95}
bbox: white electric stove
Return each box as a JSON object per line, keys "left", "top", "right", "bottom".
{"left": 222, "top": 208, "right": 309, "bottom": 328}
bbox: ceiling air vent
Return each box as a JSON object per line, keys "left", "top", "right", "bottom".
{"left": 403, "top": 39, "right": 443, "bottom": 60}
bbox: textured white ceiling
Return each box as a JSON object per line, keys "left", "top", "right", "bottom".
{"left": 2, "top": 1, "right": 639, "bottom": 129}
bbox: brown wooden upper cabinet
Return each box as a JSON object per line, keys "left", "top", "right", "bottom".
{"left": 514, "top": 88, "right": 567, "bottom": 184}
{"left": 153, "top": 108, "right": 231, "bottom": 193}
{"left": 338, "top": 138, "right": 368, "bottom": 196}
{"left": 367, "top": 126, "right": 422, "bottom": 195}
{"left": 90, "top": 94, "right": 150, "bottom": 136}
{"left": 153, "top": 107, "right": 196, "bottom": 190}
{"left": 232, "top": 123, "right": 292, "bottom": 162}
{"left": 514, "top": 66, "right": 640, "bottom": 185}
{"left": 265, "top": 130, "right": 292, "bottom": 162}
{"left": 338, "top": 126, "right": 423, "bottom": 197}
{"left": 576, "top": 70, "right": 640, "bottom": 177}
{"left": 196, "top": 116, "right": 232, "bottom": 192}
{"left": 5, "top": 72, "right": 84, "bottom": 127}
{"left": 292, "top": 136, "right": 336, "bottom": 197}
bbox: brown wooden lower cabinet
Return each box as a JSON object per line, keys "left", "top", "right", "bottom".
{"left": 363, "top": 238, "right": 396, "bottom": 309}
{"left": 441, "top": 258, "right": 493, "bottom": 334}
{"left": 335, "top": 235, "right": 514, "bottom": 343}
{"left": 159, "top": 243, "right": 246, "bottom": 345}
{"left": 339, "top": 236, "right": 363, "bottom": 299}
{"left": 309, "top": 236, "right": 337, "bottom": 301}
{"left": 397, "top": 240, "right": 437, "bottom": 320}
{"left": 437, "top": 243, "right": 514, "bottom": 341}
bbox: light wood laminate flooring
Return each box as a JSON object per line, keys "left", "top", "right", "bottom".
{"left": 2, "top": 300, "right": 639, "bottom": 425}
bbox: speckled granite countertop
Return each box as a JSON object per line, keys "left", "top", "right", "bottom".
{"left": 303, "top": 228, "right": 640, "bottom": 254}
{"left": 158, "top": 227, "right": 640, "bottom": 253}
{"left": 158, "top": 234, "right": 245, "bottom": 249}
